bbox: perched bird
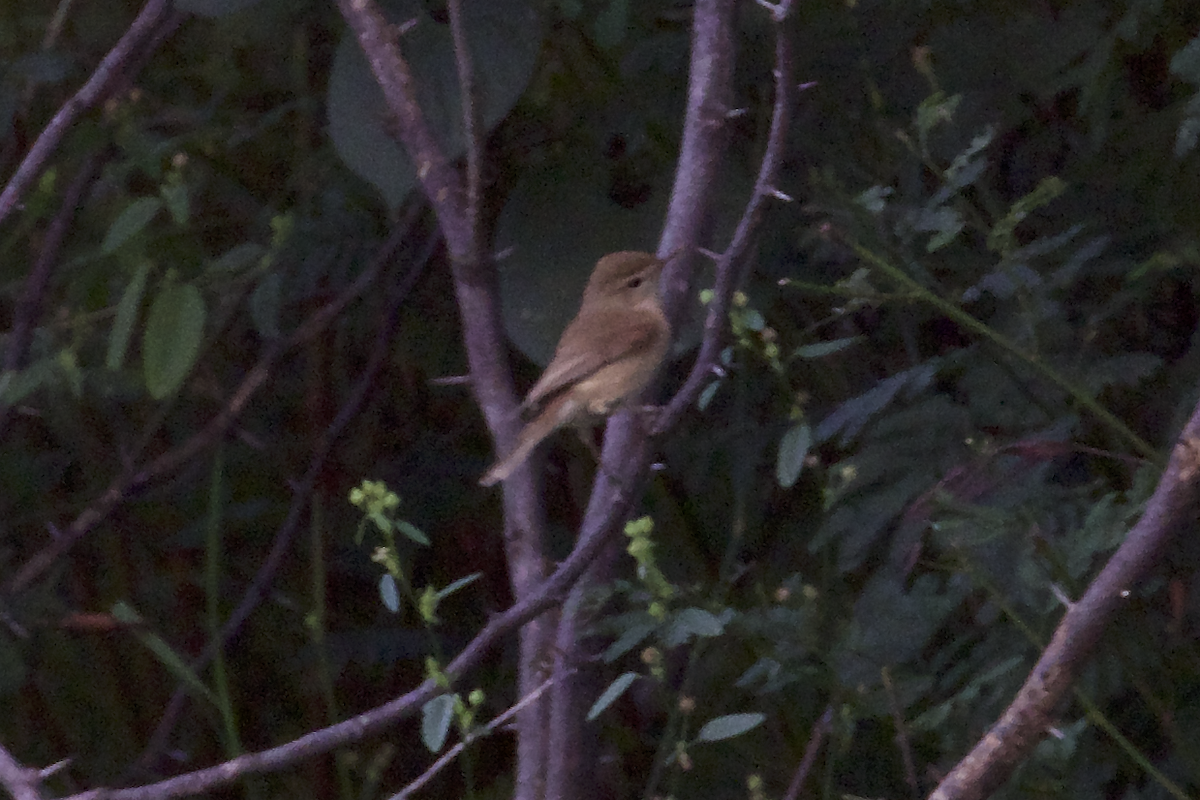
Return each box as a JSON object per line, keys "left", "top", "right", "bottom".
{"left": 480, "top": 251, "right": 671, "bottom": 486}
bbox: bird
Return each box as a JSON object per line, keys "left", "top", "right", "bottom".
{"left": 480, "top": 251, "right": 672, "bottom": 486}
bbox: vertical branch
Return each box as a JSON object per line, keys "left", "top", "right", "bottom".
{"left": 544, "top": 3, "right": 741, "bottom": 799}
{"left": 336, "top": 4, "right": 554, "bottom": 797}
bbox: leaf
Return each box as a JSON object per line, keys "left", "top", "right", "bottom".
{"left": 776, "top": 422, "right": 811, "bottom": 488}
{"left": 107, "top": 261, "right": 152, "bottom": 370}
{"left": 421, "top": 694, "right": 455, "bottom": 753}
{"left": 160, "top": 181, "right": 189, "bottom": 224}
{"left": 602, "top": 617, "right": 658, "bottom": 662}
{"left": 379, "top": 574, "right": 400, "bottom": 613}
{"left": 396, "top": 520, "right": 430, "bottom": 546}
{"left": 250, "top": 272, "right": 281, "bottom": 338}
{"left": 815, "top": 361, "right": 939, "bottom": 445}
{"left": 662, "top": 608, "right": 727, "bottom": 647}
{"left": 102, "top": 197, "right": 163, "bottom": 255}
{"left": 586, "top": 672, "right": 639, "bottom": 721}
{"left": 695, "top": 712, "right": 765, "bottom": 743}
{"left": 328, "top": 0, "right": 541, "bottom": 209}
{"left": 794, "top": 337, "right": 862, "bottom": 359}
{"left": 111, "top": 601, "right": 218, "bottom": 707}
{"left": 437, "top": 573, "right": 481, "bottom": 600}
{"left": 143, "top": 281, "right": 206, "bottom": 399}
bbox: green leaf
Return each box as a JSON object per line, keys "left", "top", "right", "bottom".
{"left": 111, "top": 601, "right": 218, "bottom": 707}
{"left": 437, "top": 573, "right": 481, "bottom": 601}
{"left": 250, "top": 272, "right": 281, "bottom": 338}
{"left": 160, "top": 181, "right": 189, "bottom": 224}
{"left": 586, "top": 672, "right": 639, "bottom": 721}
{"left": 379, "top": 574, "right": 400, "bottom": 613}
{"left": 143, "top": 281, "right": 206, "bottom": 399}
{"left": 396, "top": 519, "right": 430, "bottom": 546}
{"left": 107, "top": 261, "right": 152, "bottom": 370}
{"left": 662, "top": 608, "right": 727, "bottom": 647}
{"left": 328, "top": 0, "right": 541, "bottom": 209}
{"left": 794, "top": 337, "right": 862, "bottom": 359}
{"left": 101, "top": 197, "right": 163, "bottom": 255}
{"left": 776, "top": 422, "right": 811, "bottom": 488}
{"left": 695, "top": 712, "right": 765, "bottom": 743}
{"left": 421, "top": 694, "right": 455, "bottom": 753}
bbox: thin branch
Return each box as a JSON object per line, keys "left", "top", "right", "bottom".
{"left": 781, "top": 704, "right": 833, "bottom": 800}
{"left": 390, "top": 673, "right": 566, "bottom": 800}
{"left": 64, "top": 478, "right": 631, "bottom": 800}
{"left": 654, "top": 0, "right": 796, "bottom": 433}
{"left": 0, "top": 0, "right": 171, "bottom": 227}
{"left": 3, "top": 152, "right": 100, "bottom": 372}
{"left": 930, "top": 401, "right": 1200, "bottom": 800}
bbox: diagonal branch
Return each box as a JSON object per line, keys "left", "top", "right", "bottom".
{"left": 62, "top": 478, "right": 630, "bottom": 800}
{"left": 0, "top": 0, "right": 172, "bottom": 227}
{"left": 930, "top": 397, "right": 1200, "bottom": 800}
{"left": 655, "top": 0, "right": 797, "bottom": 434}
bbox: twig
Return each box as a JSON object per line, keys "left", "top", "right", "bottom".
{"left": 390, "top": 672, "right": 567, "bottom": 800}
{"left": 930, "top": 406, "right": 1200, "bottom": 800}
{"left": 0, "top": 0, "right": 171, "bottom": 227}
{"left": 3, "top": 152, "right": 100, "bottom": 372}
{"left": 654, "top": 0, "right": 797, "bottom": 434}
{"left": 0, "top": 743, "right": 48, "bottom": 800}
{"left": 781, "top": 704, "right": 832, "bottom": 800}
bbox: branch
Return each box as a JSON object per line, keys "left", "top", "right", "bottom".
{"left": 391, "top": 673, "right": 565, "bottom": 800}
{"left": 781, "top": 704, "right": 833, "bottom": 800}
{"left": 654, "top": 0, "right": 797, "bottom": 433}
{"left": 0, "top": 0, "right": 172, "bottom": 227}
{"left": 930, "top": 399, "right": 1200, "bottom": 800}
{"left": 64, "top": 479, "right": 628, "bottom": 800}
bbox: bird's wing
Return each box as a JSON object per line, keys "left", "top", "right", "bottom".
{"left": 523, "top": 306, "right": 663, "bottom": 411}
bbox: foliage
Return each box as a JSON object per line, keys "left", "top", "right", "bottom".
{"left": 1, "top": 0, "right": 1200, "bottom": 799}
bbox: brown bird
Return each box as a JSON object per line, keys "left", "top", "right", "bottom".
{"left": 480, "top": 251, "right": 672, "bottom": 486}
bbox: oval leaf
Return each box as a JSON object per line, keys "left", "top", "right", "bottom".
{"left": 379, "top": 573, "right": 400, "bottom": 613}
{"left": 102, "top": 197, "right": 163, "bottom": 255}
{"left": 776, "top": 422, "right": 811, "bottom": 488}
{"left": 107, "top": 261, "right": 152, "bottom": 370}
{"left": 143, "top": 282, "right": 206, "bottom": 399}
{"left": 695, "top": 712, "right": 765, "bottom": 743}
{"left": 421, "top": 694, "right": 456, "bottom": 753}
{"left": 586, "top": 672, "right": 639, "bottom": 721}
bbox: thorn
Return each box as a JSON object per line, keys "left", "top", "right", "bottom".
{"left": 724, "top": 107, "right": 749, "bottom": 119}
{"left": 697, "top": 247, "right": 722, "bottom": 261}
{"left": 799, "top": 81, "right": 818, "bottom": 92}
{"left": 429, "top": 374, "right": 473, "bottom": 386}
{"left": 1050, "top": 583, "right": 1075, "bottom": 609}
{"left": 767, "top": 187, "right": 795, "bottom": 202}
{"left": 493, "top": 246, "right": 514, "bottom": 261}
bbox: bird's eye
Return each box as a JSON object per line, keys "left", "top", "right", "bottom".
{"left": 626, "top": 276, "right": 644, "bottom": 289}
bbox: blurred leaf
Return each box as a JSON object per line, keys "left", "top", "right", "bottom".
{"left": 794, "top": 337, "right": 862, "bottom": 359}
{"left": 421, "top": 694, "right": 455, "bottom": 753}
{"left": 379, "top": 574, "right": 400, "bottom": 613}
{"left": 776, "top": 422, "right": 811, "bottom": 488}
{"left": 101, "top": 197, "right": 163, "bottom": 255}
{"left": 250, "top": 272, "right": 281, "bottom": 338}
{"left": 176, "top": 0, "right": 264, "bottom": 16}
{"left": 328, "top": 0, "right": 541, "bottom": 209}
{"left": 587, "top": 672, "right": 639, "bottom": 721}
{"left": 815, "top": 361, "right": 939, "bottom": 446}
{"left": 695, "top": 712, "right": 765, "bottom": 743}
{"left": 662, "top": 608, "right": 728, "bottom": 647}
{"left": 107, "top": 261, "right": 152, "bottom": 371}
{"left": 143, "top": 281, "right": 206, "bottom": 399}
